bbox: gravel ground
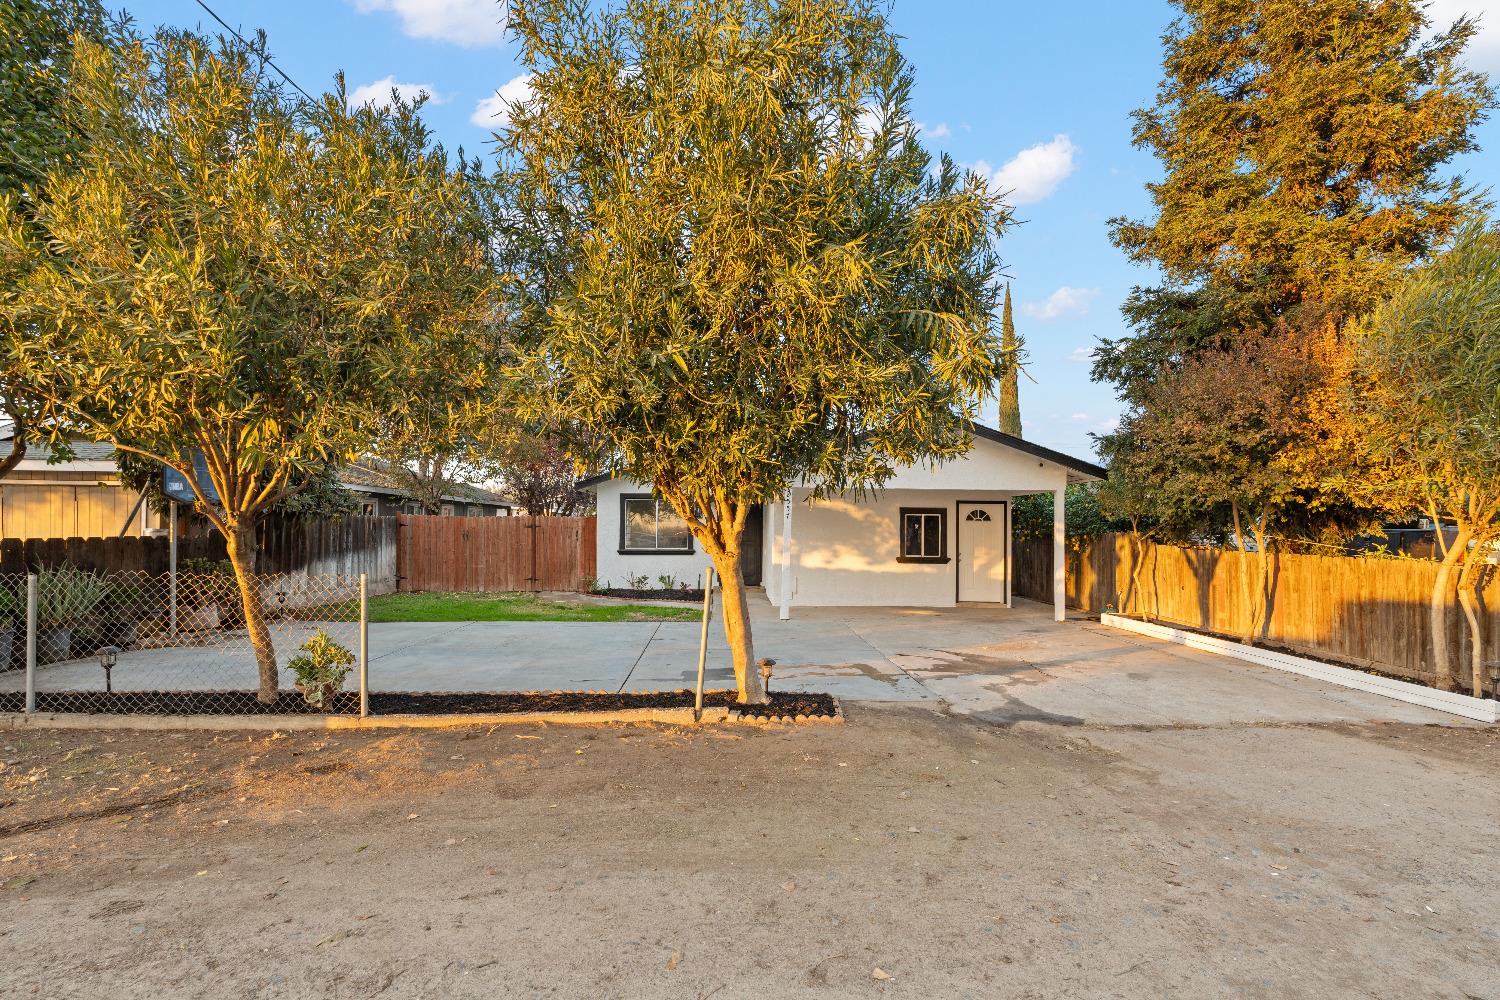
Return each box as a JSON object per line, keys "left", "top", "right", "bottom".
{"left": 1, "top": 706, "right": 1496, "bottom": 999}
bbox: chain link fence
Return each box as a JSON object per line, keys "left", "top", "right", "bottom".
{"left": 0, "top": 567, "right": 367, "bottom": 716}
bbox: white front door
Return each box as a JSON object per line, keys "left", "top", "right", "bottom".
{"left": 957, "top": 502, "right": 1007, "bottom": 603}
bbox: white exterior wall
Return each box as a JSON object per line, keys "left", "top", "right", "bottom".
{"left": 593, "top": 436, "right": 1075, "bottom": 608}
{"left": 591, "top": 478, "right": 712, "bottom": 589}
{"left": 762, "top": 437, "right": 1072, "bottom": 609}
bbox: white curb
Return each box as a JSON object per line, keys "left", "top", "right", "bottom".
{"left": 1101, "top": 614, "right": 1499, "bottom": 724}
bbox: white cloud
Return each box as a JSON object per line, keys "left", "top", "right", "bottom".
{"left": 349, "top": 76, "right": 444, "bottom": 108}
{"left": 1068, "top": 346, "right": 1093, "bottom": 363}
{"left": 471, "top": 73, "right": 534, "bottom": 129}
{"left": 1023, "top": 286, "right": 1100, "bottom": 321}
{"left": 1425, "top": 1, "right": 1500, "bottom": 72}
{"left": 1070, "top": 412, "right": 1091, "bottom": 422}
{"left": 982, "top": 134, "right": 1078, "bottom": 205}
{"left": 353, "top": 0, "right": 506, "bottom": 48}
{"left": 918, "top": 121, "right": 952, "bottom": 140}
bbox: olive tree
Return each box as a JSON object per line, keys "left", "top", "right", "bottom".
{"left": 499, "top": 0, "right": 1012, "bottom": 702}
{"left": 1354, "top": 221, "right": 1500, "bottom": 696}
{"left": 1, "top": 29, "right": 503, "bottom": 702}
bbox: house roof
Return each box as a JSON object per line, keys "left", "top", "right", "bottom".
{"left": 576, "top": 423, "right": 1107, "bottom": 490}
{"left": 339, "top": 458, "right": 512, "bottom": 507}
{"left": 2, "top": 436, "right": 119, "bottom": 464}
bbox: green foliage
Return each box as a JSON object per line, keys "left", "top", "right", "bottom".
{"left": 1012, "top": 484, "right": 1120, "bottom": 547}
{"left": 35, "top": 565, "right": 111, "bottom": 624}
{"left": 500, "top": 0, "right": 1011, "bottom": 512}
{"left": 0, "top": 577, "right": 18, "bottom": 626}
{"left": 287, "top": 630, "right": 356, "bottom": 709}
{"left": 1110, "top": 0, "right": 1493, "bottom": 318}
{"left": 2, "top": 28, "right": 504, "bottom": 538}
{"left": 1353, "top": 220, "right": 1500, "bottom": 540}
{"left": 998, "top": 285, "right": 1023, "bottom": 437}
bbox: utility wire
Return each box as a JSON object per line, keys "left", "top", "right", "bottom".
{"left": 191, "top": 0, "right": 318, "bottom": 103}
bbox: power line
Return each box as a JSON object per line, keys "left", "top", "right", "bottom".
{"left": 191, "top": 0, "right": 317, "bottom": 103}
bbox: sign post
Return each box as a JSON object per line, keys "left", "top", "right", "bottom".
{"left": 162, "top": 453, "right": 221, "bottom": 641}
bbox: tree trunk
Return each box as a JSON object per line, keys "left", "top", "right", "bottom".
{"left": 1429, "top": 528, "right": 1470, "bottom": 693}
{"left": 1251, "top": 517, "right": 1271, "bottom": 644}
{"left": 0, "top": 405, "right": 25, "bottom": 481}
{"left": 1456, "top": 556, "right": 1486, "bottom": 699}
{"left": 1230, "top": 502, "right": 1256, "bottom": 644}
{"left": 710, "top": 545, "right": 767, "bottom": 705}
{"left": 224, "top": 522, "right": 279, "bottom": 703}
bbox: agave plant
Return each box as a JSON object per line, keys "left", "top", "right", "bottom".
{"left": 35, "top": 566, "right": 113, "bottom": 625}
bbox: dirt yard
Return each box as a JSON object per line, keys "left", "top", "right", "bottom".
{"left": 1, "top": 708, "right": 1496, "bottom": 999}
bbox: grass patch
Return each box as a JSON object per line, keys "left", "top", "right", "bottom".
{"left": 361, "top": 591, "right": 700, "bottom": 623}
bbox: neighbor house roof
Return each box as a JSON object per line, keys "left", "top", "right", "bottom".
{"left": 575, "top": 423, "right": 1107, "bottom": 490}
{"left": 339, "top": 457, "right": 512, "bottom": 507}
{"left": 1, "top": 435, "right": 120, "bottom": 469}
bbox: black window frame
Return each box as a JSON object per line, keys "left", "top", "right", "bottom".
{"left": 897, "top": 506, "right": 949, "bottom": 564}
{"left": 618, "top": 494, "right": 695, "bottom": 555}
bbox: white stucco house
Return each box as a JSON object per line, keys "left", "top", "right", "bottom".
{"left": 579, "top": 426, "right": 1106, "bottom": 622}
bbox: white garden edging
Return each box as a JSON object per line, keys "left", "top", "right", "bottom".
{"left": 1100, "top": 614, "right": 1499, "bottom": 724}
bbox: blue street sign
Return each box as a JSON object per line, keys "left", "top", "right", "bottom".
{"left": 162, "top": 451, "right": 220, "bottom": 505}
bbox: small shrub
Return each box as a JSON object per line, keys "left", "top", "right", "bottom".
{"left": 657, "top": 574, "right": 676, "bottom": 590}
{"left": 35, "top": 566, "right": 113, "bottom": 625}
{"left": 580, "top": 575, "right": 598, "bottom": 593}
{"left": 287, "top": 630, "right": 356, "bottom": 710}
{"left": 625, "top": 573, "right": 651, "bottom": 590}
{"left": 0, "top": 580, "right": 18, "bottom": 627}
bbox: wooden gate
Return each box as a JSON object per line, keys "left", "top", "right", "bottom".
{"left": 396, "top": 514, "right": 597, "bottom": 593}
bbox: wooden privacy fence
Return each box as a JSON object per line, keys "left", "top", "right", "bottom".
{"left": 395, "top": 514, "right": 597, "bottom": 593}
{"left": 0, "top": 515, "right": 399, "bottom": 593}
{"left": 1015, "top": 533, "right": 1499, "bottom": 691}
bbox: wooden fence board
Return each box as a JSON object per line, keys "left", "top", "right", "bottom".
{"left": 1015, "top": 533, "right": 1499, "bottom": 691}
{"left": 393, "top": 514, "right": 596, "bottom": 594}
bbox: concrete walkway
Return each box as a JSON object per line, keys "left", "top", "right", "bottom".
{"left": 8, "top": 595, "right": 1474, "bottom": 726}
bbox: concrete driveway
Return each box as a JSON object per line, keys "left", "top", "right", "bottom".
{"left": 10, "top": 594, "right": 1471, "bottom": 727}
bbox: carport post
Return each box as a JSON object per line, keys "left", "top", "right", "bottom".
{"left": 24, "top": 573, "right": 37, "bottom": 714}
{"left": 358, "top": 573, "right": 369, "bottom": 718}
{"left": 1052, "top": 487, "right": 1066, "bottom": 622}
{"left": 778, "top": 492, "right": 793, "bottom": 621}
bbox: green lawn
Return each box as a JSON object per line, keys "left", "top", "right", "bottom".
{"left": 362, "top": 591, "right": 700, "bottom": 623}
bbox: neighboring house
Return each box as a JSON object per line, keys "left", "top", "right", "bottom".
{"left": 0, "top": 436, "right": 164, "bottom": 539}
{"left": 338, "top": 458, "right": 514, "bottom": 518}
{"left": 580, "top": 425, "right": 1105, "bottom": 621}
{"left": 0, "top": 433, "right": 512, "bottom": 540}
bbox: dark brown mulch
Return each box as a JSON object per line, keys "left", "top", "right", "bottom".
{"left": 589, "top": 587, "right": 705, "bottom": 603}
{"left": 0, "top": 689, "right": 837, "bottom": 719}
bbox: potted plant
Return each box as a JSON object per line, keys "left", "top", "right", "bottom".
{"left": 35, "top": 566, "right": 113, "bottom": 663}
{"left": 0, "top": 581, "right": 17, "bottom": 671}
{"left": 287, "top": 630, "right": 356, "bottom": 710}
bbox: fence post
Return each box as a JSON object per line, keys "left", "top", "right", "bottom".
{"left": 358, "top": 573, "right": 369, "bottom": 719}
{"left": 694, "top": 567, "right": 715, "bottom": 722}
{"left": 24, "top": 573, "right": 37, "bottom": 714}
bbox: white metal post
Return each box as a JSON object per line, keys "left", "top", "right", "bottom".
{"left": 168, "top": 500, "right": 179, "bottom": 639}
{"left": 1052, "top": 487, "right": 1067, "bottom": 622}
{"left": 24, "top": 573, "right": 37, "bottom": 714}
{"left": 358, "top": 573, "right": 369, "bottom": 718}
{"left": 778, "top": 492, "right": 793, "bottom": 621}
{"left": 693, "top": 567, "right": 715, "bottom": 722}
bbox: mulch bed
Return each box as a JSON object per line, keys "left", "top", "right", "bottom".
{"left": 589, "top": 587, "right": 705, "bottom": 602}
{"left": 0, "top": 689, "right": 838, "bottom": 719}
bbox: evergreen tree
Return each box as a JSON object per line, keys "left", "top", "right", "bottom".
{"left": 998, "top": 284, "right": 1022, "bottom": 437}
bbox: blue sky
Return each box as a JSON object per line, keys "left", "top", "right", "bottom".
{"left": 117, "top": 0, "right": 1500, "bottom": 461}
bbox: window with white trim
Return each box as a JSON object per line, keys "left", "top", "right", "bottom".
{"left": 620, "top": 496, "right": 693, "bottom": 553}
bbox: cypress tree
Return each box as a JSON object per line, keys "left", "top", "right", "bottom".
{"left": 998, "top": 284, "right": 1022, "bottom": 437}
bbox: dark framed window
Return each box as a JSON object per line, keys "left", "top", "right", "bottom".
{"left": 620, "top": 495, "right": 694, "bottom": 554}
{"left": 897, "top": 507, "right": 948, "bottom": 563}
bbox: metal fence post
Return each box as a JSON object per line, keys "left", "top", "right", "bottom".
{"left": 24, "top": 573, "right": 37, "bottom": 714}
{"left": 358, "top": 573, "right": 369, "bottom": 718}
{"left": 693, "top": 567, "right": 715, "bottom": 722}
